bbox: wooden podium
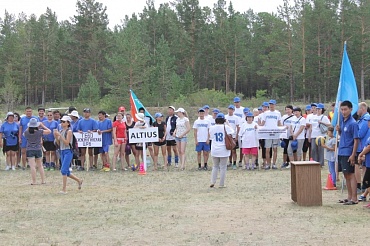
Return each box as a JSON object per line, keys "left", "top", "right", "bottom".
{"left": 291, "top": 161, "right": 322, "bottom": 206}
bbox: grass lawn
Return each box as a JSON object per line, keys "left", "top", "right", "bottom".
{"left": 0, "top": 125, "right": 368, "bottom": 245}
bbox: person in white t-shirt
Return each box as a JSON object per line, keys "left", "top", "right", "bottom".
{"left": 202, "top": 105, "right": 214, "bottom": 122}
{"left": 165, "top": 106, "right": 179, "bottom": 167}
{"left": 260, "top": 99, "right": 282, "bottom": 170}
{"left": 281, "top": 105, "right": 294, "bottom": 168}
{"left": 258, "top": 102, "right": 272, "bottom": 168}
{"left": 302, "top": 104, "right": 312, "bottom": 161}
{"left": 174, "top": 108, "right": 191, "bottom": 170}
{"left": 308, "top": 103, "right": 331, "bottom": 166}
{"left": 193, "top": 108, "right": 211, "bottom": 170}
{"left": 287, "top": 108, "right": 306, "bottom": 163}
{"left": 225, "top": 105, "right": 240, "bottom": 170}
{"left": 233, "top": 97, "right": 244, "bottom": 118}
{"left": 209, "top": 108, "right": 220, "bottom": 127}
{"left": 209, "top": 113, "right": 234, "bottom": 188}
{"left": 239, "top": 112, "right": 259, "bottom": 170}
{"left": 240, "top": 107, "right": 250, "bottom": 125}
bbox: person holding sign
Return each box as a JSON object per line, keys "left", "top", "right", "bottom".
{"left": 76, "top": 108, "right": 98, "bottom": 171}
{"left": 174, "top": 108, "right": 191, "bottom": 171}
{"left": 287, "top": 108, "right": 306, "bottom": 163}
{"left": 260, "top": 100, "right": 282, "bottom": 170}
{"left": 54, "top": 115, "right": 83, "bottom": 194}
{"left": 112, "top": 112, "right": 127, "bottom": 171}
{"left": 209, "top": 113, "right": 234, "bottom": 188}
{"left": 134, "top": 113, "right": 148, "bottom": 164}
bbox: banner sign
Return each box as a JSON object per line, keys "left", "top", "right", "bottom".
{"left": 129, "top": 127, "right": 159, "bottom": 143}
{"left": 257, "top": 127, "right": 287, "bottom": 139}
{"left": 73, "top": 132, "right": 102, "bottom": 147}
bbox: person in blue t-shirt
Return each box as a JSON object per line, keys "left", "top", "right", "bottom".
{"left": 96, "top": 111, "right": 112, "bottom": 169}
{"left": 37, "top": 107, "right": 47, "bottom": 122}
{"left": 76, "top": 108, "right": 98, "bottom": 171}
{"left": 42, "top": 111, "right": 59, "bottom": 171}
{"left": 0, "top": 112, "right": 20, "bottom": 170}
{"left": 19, "top": 107, "right": 38, "bottom": 170}
{"left": 336, "top": 100, "right": 359, "bottom": 205}
{"left": 68, "top": 110, "right": 82, "bottom": 168}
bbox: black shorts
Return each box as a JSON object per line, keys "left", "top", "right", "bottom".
{"left": 233, "top": 138, "right": 239, "bottom": 150}
{"left": 4, "top": 145, "right": 18, "bottom": 152}
{"left": 363, "top": 168, "right": 370, "bottom": 188}
{"left": 43, "top": 141, "right": 56, "bottom": 151}
{"left": 94, "top": 147, "right": 100, "bottom": 155}
{"left": 283, "top": 139, "right": 289, "bottom": 154}
{"left": 154, "top": 141, "right": 166, "bottom": 146}
{"left": 302, "top": 138, "right": 310, "bottom": 152}
{"left": 166, "top": 140, "right": 176, "bottom": 146}
{"left": 338, "top": 155, "right": 355, "bottom": 174}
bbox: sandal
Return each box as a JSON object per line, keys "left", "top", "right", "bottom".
{"left": 343, "top": 200, "right": 358, "bottom": 205}
{"left": 78, "top": 179, "right": 83, "bottom": 190}
{"left": 338, "top": 199, "right": 349, "bottom": 203}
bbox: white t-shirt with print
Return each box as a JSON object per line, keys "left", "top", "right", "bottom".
{"left": 290, "top": 116, "right": 306, "bottom": 139}
{"left": 166, "top": 116, "right": 175, "bottom": 141}
{"left": 193, "top": 119, "right": 210, "bottom": 142}
{"left": 175, "top": 117, "right": 190, "bottom": 138}
{"left": 239, "top": 122, "right": 259, "bottom": 148}
{"left": 209, "top": 124, "right": 234, "bottom": 157}
{"left": 261, "top": 110, "right": 282, "bottom": 128}
{"left": 234, "top": 106, "right": 244, "bottom": 118}
{"left": 282, "top": 114, "right": 294, "bottom": 138}
{"left": 224, "top": 114, "right": 240, "bottom": 138}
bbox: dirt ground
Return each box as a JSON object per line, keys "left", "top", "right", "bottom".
{"left": 0, "top": 159, "right": 368, "bottom": 246}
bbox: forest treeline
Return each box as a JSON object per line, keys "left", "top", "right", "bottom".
{"left": 0, "top": 0, "right": 369, "bottom": 109}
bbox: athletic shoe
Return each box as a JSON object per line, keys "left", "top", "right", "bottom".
{"left": 77, "top": 166, "right": 85, "bottom": 171}
{"left": 5, "top": 166, "right": 10, "bottom": 171}
{"left": 359, "top": 195, "right": 367, "bottom": 202}
{"left": 272, "top": 165, "right": 278, "bottom": 170}
{"left": 232, "top": 164, "right": 237, "bottom": 170}
{"left": 11, "top": 166, "right": 16, "bottom": 171}
{"left": 198, "top": 167, "right": 202, "bottom": 171}
{"left": 238, "top": 161, "right": 242, "bottom": 167}
{"left": 285, "top": 164, "right": 291, "bottom": 169}
{"left": 227, "top": 163, "right": 232, "bottom": 167}
{"left": 281, "top": 162, "right": 289, "bottom": 168}
{"left": 264, "top": 165, "right": 270, "bottom": 170}
{"left": 174, "top": 163, "right": 179, "bottom": 168}
{"left": 49, "top": 167, "right": 55, "bottom": 171}
{"left": 203, "top": 166, "right": 208, "bottom": 171}
{"left": 246, "top": 165, "right": 250, "bottom": 170}
{"left": 251, "top": 164, "right": 256, "bottom": 170}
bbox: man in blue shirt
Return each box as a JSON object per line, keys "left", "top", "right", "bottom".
{"left": 356, "top": 102, "right": 370, "bottom": 192}
{"left": 37, "top": 108, "right": 47, "bottom": 122}
{"left": 77, "top": 108, "right": 98, "bottom": 171}
{"left": 96, "top": 111, "right": 112, "bottom": 170}
{"left": 18, "top": 107, "right": 38, "bottom": 170}
{"left": 337, "top": 100, "right": 359, "bottom": 205}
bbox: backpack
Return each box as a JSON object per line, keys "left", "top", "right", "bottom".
{"left": 65, "top": 129, "right": 80, "bottom": 159}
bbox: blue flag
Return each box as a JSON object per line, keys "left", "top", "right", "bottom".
{"left": 331, "top": 43, "right": 358, "bottom": 127}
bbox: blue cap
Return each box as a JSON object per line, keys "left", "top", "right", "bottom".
{"left": 262, "top": 102, "right": 269, "bottom": 107}
{"left": 258, "top": 107, "right": 262, "bottom": 111}
{"left": 269, "top": 99, "right": 276, "bottom": 105}
{"left": 234, "top": 97, "right": 241, "bottom": 103}
{"left": 280, "top": 141, "right": 286, "bottom": 148}
{"left": 246, "top": 112, "right": 253, "bottom": 117}
{"left": 243, "top": 107, "right": 250, "bottom": 113}
{"left": 305, "top": 105, "right": 312, "bottom": 111}
{"left": 155, "top": 112, "right": 163, "bottom": 118}
{"left": 311, "top": 103, "right": 317, "bottom": 107}
{"left": 317, "top": 103, "right": 325, "bottom": 109}
{"left": 198, "top": 108, "right": 205, "bottom": 112}
{"left": 291, "top": 140, "right": 298, "bottom": 151}
{"left": 228, "top": 105, "right": 235, "bottom": 110}
{"left": 216, "top": 113, "right": 225, "bottom": 119}
{"left": 203, "top": 105, "right": 210, "bottom": 109}
{"left": 212, "top": 108, "right": 220, "bottom": 113}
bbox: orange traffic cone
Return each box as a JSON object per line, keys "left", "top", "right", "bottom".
{"left": 323, "top": 173, "right": 337, "bottom": 190}
{"left": 138, "top": 163, "right": 146, "bottom": 175}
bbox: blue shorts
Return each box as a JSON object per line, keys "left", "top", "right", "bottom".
{"left": 99, "top": 145, "right": 109, "bottom": 154}
{"left": 21, "top": 136, "right": 28, "bottom": 149}
{"left": 175, "top": 137, "right": 188, "bottom": 143}
{"left": 195, "top": 142, "right": 210, "bottom": 152}
{"left": 26, "top": 150, "right": 43, "bottom": 159}
{"left": 60, "top": 149, "right": 73, "bottom": 176}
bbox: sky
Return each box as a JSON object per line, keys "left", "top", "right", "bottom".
{"left": 0, "top": 0, "right": 284, "bottom": 28}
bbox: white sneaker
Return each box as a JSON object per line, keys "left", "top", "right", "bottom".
{"left": 5, "top": 166, "right": 10, "bottom": 171}
{"left": 11, "top": 166, "right": 16, "bottom": 171}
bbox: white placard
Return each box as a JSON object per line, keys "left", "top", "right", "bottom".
{"left": 129, "top": 127, "right": 159, "bottom": 144}
{"left": 257, "top": 127, "right": 287, "bottom": 139}
{"left": 73, "top": 132, "right": 102, "bottom": 147}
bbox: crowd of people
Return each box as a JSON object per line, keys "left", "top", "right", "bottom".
{"left": 1, "top": 98, "right": 370, "bottom": 203}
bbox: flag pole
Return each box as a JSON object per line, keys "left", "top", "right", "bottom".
{"left": 334, "top": 101, "right": 341, "bottom": 185}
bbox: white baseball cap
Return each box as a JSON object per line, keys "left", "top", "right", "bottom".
{"left": 68, "top": 110, "right": 79, "bottom": 118}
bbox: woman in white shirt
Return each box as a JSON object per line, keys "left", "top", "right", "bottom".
{"left": 308, "top": 103, "right": 331, "bottom": 166}
{"left": 288, "top": 108, "right": 306, "bottom": 162}
{"left": 173, "top": 108, "right": 191, "bottom": 170}
{"left": 209, "top": 113, "right": 234, "bottom": 188}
